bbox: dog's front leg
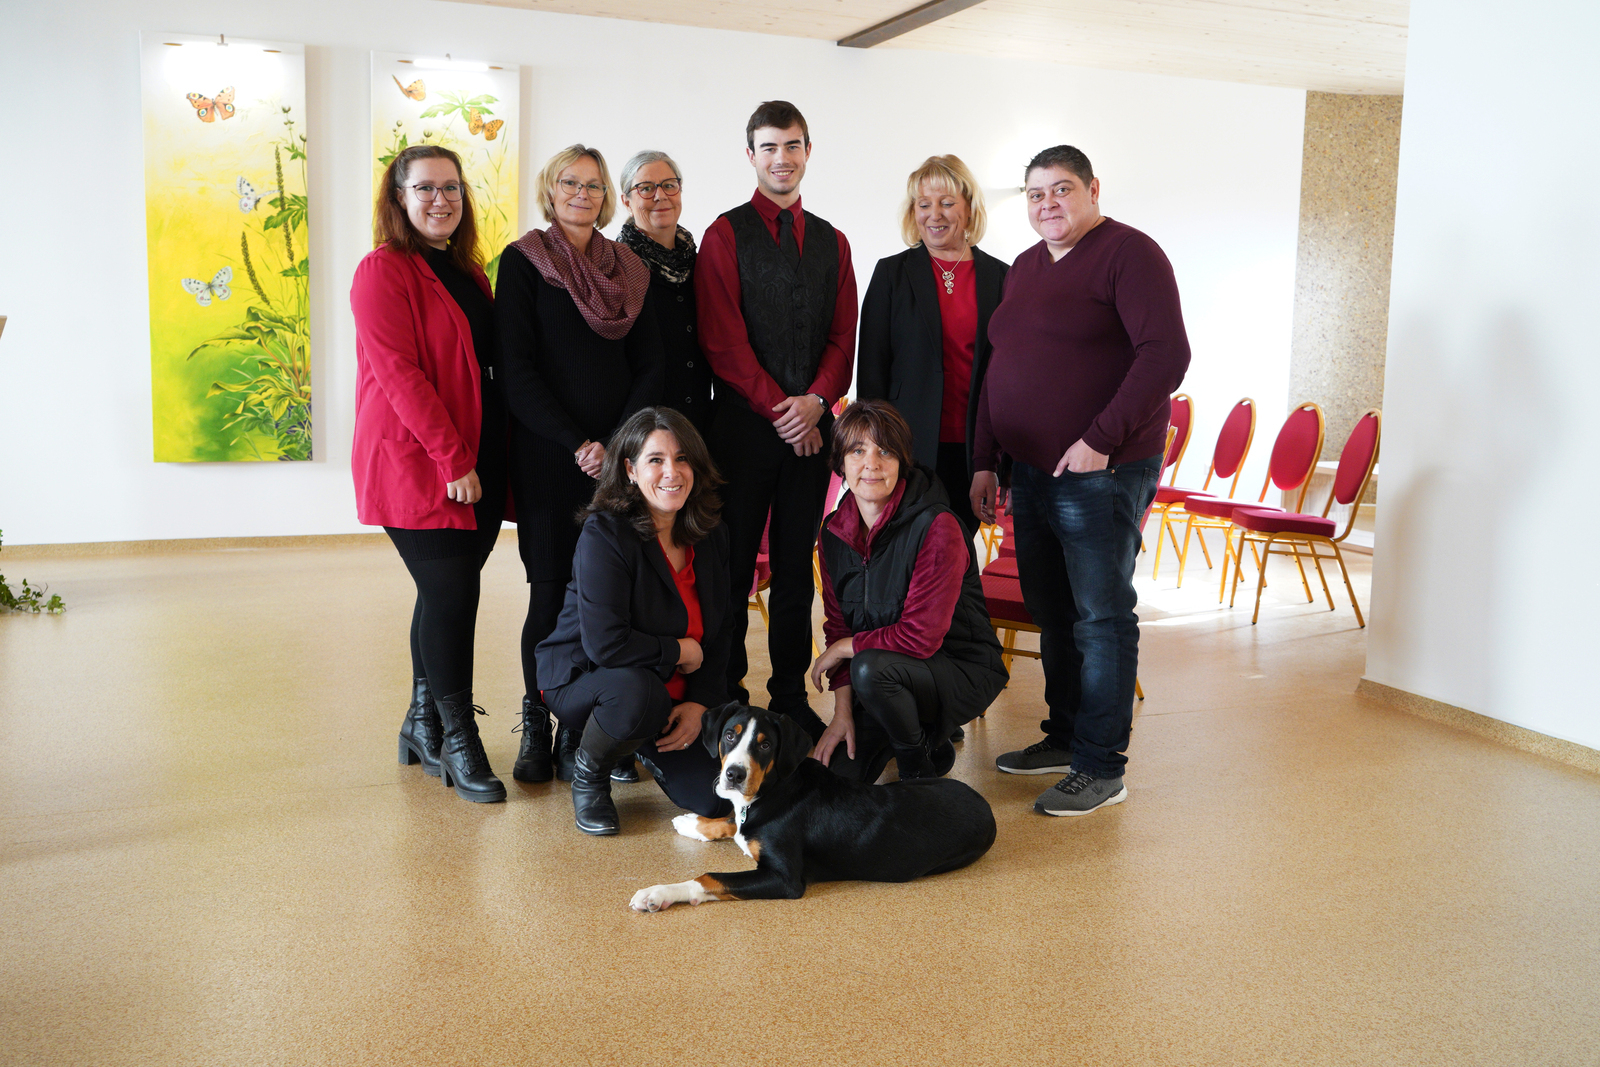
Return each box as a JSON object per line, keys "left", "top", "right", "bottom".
{"left": 630, "top": 875, "right": 730, "bottom": 912}
{"left": 629, "top": 862, "right": 805, "bottom": 912}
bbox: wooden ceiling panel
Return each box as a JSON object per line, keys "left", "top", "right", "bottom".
{"left": 445, "top": 0, "right": 1408, "bottom": 94}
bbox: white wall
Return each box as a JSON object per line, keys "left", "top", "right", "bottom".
{"left": 0, "top": 0, "right": 1303, "bottom": 545}
{"left": 1367, "top": 0, "right": 1600, "bottom": 750}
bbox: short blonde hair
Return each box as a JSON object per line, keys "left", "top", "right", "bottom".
{"left": 899, "top": 154, "right": 987, "bottom": 248}
{"left": 536, "top": 144, "right": 617, "bottom": 230}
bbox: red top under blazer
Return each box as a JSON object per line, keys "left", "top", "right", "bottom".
{"left": 350, "top": 244, "right": 493, "bottom": 530}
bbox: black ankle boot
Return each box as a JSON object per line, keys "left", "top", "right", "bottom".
{"left": 611, "top": 754, "right": 641, "bottom": 783}
{"left": 571, "top": 719, "right": 643, "bottom": 836}
{"left": 553, "top": 725, "right": 580, "bottom": 782}
{"left": 435, "top": 691, "right": 506, "bottom": 803}
{"left": 894, "top": 732, "right": 952, "bottom": 780}
{"left": 512, "top": 695, "right": 555, "bottom": 783}
{"left": 398, "top": 678, "right": 442, "bottom": 777}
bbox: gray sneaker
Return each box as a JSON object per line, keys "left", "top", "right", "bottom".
{"left": 995, "top": 739, "right": 1074, "bottom": 775}
{"left": 1034, "top": 770, "right": 1128, "bottom": 816}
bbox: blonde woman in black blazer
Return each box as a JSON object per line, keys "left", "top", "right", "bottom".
{"left": 857, "top": 155, "right": 1007, "bottom": 543}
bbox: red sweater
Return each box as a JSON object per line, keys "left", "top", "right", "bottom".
{"left": 694, "top": 189, "right": 857, "bottom": 415}
{"left": 817, "top": 482, "right": 970, "bottom": 690}
{"left": 974, "top": 218, "right": 1189, "bottom": 472}
{"left": 349, "top": 244, "right": 491, "bottom": 529}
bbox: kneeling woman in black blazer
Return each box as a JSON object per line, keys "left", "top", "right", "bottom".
{"left": 536, "top": 406, "right": 733, "bottom": 835}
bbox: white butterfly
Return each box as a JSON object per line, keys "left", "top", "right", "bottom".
{"left": 181, "top": 267, "right": 233, "bottom": 306}
{"left": 236, "top": 176, "right": 279, "bottom": 213}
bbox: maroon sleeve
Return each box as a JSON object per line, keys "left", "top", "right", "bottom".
{"left": 805, "top": 229, "right": 857, "bottom": 404}
{"left": 694, "top": 216, "right": 790, "bottom": 417}
{"left": 1080, "top": 233, "right": 1191, "bottom": 457}
{"left": 851, "top": 513, "right": 968, "bottom": 662}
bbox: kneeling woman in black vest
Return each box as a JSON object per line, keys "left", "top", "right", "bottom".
{"left": 811, "top": 400, "right": 1008, "bottom": 782}
{"left": 536, "top": 407, "right": 733, "bottom": 835}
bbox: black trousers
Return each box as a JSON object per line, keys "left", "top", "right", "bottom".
{"left": 384, "top": 525, "right": 499, "bottom": 699}
{"left": 935, "top": 441, "right": 982, "bottom": 550}
{"left": 544, "top": 666, "right": 730, "bottom": 818}
{"left": 710, "top": 401, "right": 833, "bottom": 712}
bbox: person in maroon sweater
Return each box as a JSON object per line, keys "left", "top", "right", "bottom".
{"left": 695, "top": 100, "right": 857, "bottom": 737}
{"left": 971, "top": 145, "right": 1190, "bottom": 817}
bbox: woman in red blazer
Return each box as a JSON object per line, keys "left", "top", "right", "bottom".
{"left": 350, "top": 144, "right": 517, "bottom": 803}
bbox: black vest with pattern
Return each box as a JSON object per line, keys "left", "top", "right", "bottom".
{"left": 819, "top": 466, "right": 1006, "bottom": 701}
{"left": 721, "top": 201, "right": 840, "bottom": 399}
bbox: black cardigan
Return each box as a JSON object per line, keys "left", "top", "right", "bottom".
{"left": 535, "top": 511, "right": 732, "bottom": 708}
{"left": 495, "top": 244, "right": 665, "bottom": 580}
{"left": 856, "top": 244, "right": 1008, "bottom": 474}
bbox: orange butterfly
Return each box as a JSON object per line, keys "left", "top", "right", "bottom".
{"left": 393, "top": 76, "right": 426, "bottom": 101}
{"left": 186, "top": 86, "right": 236, "bottom": 122}
{"left": 467, "top": 108, "right": 504, "bottom": 141}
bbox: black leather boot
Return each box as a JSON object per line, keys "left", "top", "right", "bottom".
{"left": 611, "top": 754, "right": 641, "bottom": 783}
{"left": 571, "top": 718, "right": 644, "bottom": 836}
{"left": 435, "top": 690, "right": 506, "bottom": 803}
{"left": 398, "top": 678, "right": 442, "bottom": 777}
{"left": 512, "top": 695, "right": 555, "bottom": 783}
{"left": 553, "top": 725, "right": 580, "bottom": 782}
{"left": 894, "top": 732, "right": 954, "bottom": 780}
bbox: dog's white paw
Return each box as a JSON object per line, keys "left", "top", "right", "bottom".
{"left": 672, "top": 814, "right": 711, "bottom": 841}
{"left": 631, "top": 883, "right": 683, "bottom": 912}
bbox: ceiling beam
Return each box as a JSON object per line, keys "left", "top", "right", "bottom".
{"left": 837, "top": 0, "right": 988, "bottom": 48}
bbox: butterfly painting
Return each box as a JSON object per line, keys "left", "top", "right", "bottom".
{"left": 467, "top": 108, "right": 504, "bottom": 141}
{"left": 393, "top": 75, "right": 426, "bottom": 101}
{"left": 181, "top": 267, "right": 233, "bottom": 307}
{"left": 235, "top": 176, "right": 279, "bottom": 213}
{"left": 186, "top": 87, "right": 236, "bottom": 122}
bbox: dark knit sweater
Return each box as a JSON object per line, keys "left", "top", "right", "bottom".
{"left": 974, "top": 218, "right": 1190, "bottom": 471}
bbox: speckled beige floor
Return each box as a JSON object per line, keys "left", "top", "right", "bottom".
{"left": 3, "top": 532, "right": 1598, "bottom": 1066}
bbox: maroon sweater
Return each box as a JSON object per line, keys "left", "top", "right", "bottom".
{"left": 973, "top": 217, "right": 1189, "bottom": 472}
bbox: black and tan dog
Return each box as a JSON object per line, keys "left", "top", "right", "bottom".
{"left": 629, "top": 703, "right": 997, "bottom": 912}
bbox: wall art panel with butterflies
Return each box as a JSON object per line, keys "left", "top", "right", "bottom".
{"left": 140, "top": 33, "right": 311, "bottom": 462}
{"left": 373, "top": 53, "right": 520, "bottom": 287}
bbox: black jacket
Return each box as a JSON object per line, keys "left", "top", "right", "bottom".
{"left": 856, "top": 244, "right": 1008, "bottom": 473}
{"left": 535, "top": 510, "right": 731, "bottom": 708}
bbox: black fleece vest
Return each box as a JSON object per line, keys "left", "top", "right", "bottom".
{"left": 722, "top": 201, "right": 839, "bottom": 399}
{"left": 819, "top": 468, "right": 1004, "bottom": 682}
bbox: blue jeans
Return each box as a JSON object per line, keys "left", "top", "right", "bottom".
{"left": 1010, "top": 455, "right": 1161, "bottom": 778}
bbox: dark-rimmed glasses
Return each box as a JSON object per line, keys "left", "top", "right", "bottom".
{"left": 409, "top": 183, "right": 464, "bottom": 202}
{"left": 629, "top": 179, "right": 682, "bottom": 199}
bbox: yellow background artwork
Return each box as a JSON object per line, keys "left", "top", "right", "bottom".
{"left": 141, "top": 33, "right": 310, "bottom": 462}
{"left": 371, "top": 53, "right": 520, "bottom": 286}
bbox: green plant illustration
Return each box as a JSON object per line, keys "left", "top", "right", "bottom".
{"left": 418, "top": 89, "right": 499, "bottom": 125}
{"left": 187, "top": 107, "right": 312, "bottom": 461}
{"left": 0, "top": 530, "right": 65, "bottom": 615}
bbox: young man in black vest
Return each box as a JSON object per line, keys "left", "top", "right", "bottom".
{"left": 695, "top": 100, "right": 857, "bottom": 738}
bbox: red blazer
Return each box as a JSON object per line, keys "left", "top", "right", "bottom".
{"left": 350, "top": 244, "right": 492, "bottom": 530}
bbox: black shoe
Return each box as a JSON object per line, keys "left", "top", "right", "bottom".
{"left": 553, "top": 725, "right": 580, "bottom": 782}
{"left": 894, "top": 733, "right": 951, "bottom": 781}
{"left": 930, "top": 738, "right": 956, "bottom": 777}
{"left": 950, "top": 725, "right": 965, "bottom": 743}
{"left": 611, "top": 754, "right": 641, "bottom": 783}
{"left": 435, "top": 690, "right": 507, "bottom": 803}
{"left": 398, "top": 677, "right": 442, "bottom": 777}
{"left": 572, "top": 719, "right": 643, "bottom": 836}
{"left": 512, "top": 695, "right": 554, "bottom": 783}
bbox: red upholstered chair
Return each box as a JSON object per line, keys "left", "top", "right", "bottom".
{"left": 748, "top": 512, "right": 774, "bottom": 626}
{"left": 1163, "top": 393, "right": 1195, "bottom": 485}
{"left": 1183, "top": 402, "right": 1325, "bottom": 603}
{"left": 1229, "top": 408, "right": 1380, "bottom": 626}
{"left": 1150, "top": 397, "right": 1256, "bottom": 585}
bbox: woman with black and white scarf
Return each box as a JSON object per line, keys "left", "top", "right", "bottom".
{"left": 616, "top": 151, "right": 717, "bottom": 437}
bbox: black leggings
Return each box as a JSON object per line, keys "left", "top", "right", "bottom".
{"left": 544, "top": 666, "right": 731, "bottom": 818}
{"left": 821, "top": 649, "right": 942, "bottom": 782}
{"left": 521, "top": 579, "right": 567, "bottom": 697}
{"left": 386, "top": 531, "right": 494, "bottom": 699}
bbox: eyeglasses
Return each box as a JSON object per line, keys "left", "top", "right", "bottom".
{"left": 557, "top": 178, "right": 607, "bottom": 197}
{"left": 409, "top": 183, "right": 464, "bottom": 202}
{"left": 629, "top": 179, "right": 682, "bottom": 199}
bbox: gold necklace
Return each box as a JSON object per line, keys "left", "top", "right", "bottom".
{"left": 930, "top": 247, "right": 968, "bottom": 295}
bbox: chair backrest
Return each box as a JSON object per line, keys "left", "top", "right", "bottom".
{"left": 1163, "top": 393, "right": 1194, "bottom": 484}
{"left": 1326, "top": 408, "right": 1381, "bottom": 537}
{"left": 1202, "top": 397, "right": 1256, "bottom": 496}
{"left": 1261, "top": 401, "right": 1325, "bottom": 511}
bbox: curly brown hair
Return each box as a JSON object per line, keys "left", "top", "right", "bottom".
{"left": 830, "top": 399, "right": 916, "bottom": 476}
{"left": 373, "top": 145, "right": 481, "bottom": 273}
{"left": 582, "top": 407, "right": 724, "bottom": 545}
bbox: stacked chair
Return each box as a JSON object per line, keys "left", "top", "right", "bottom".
{"left": 1149, "top": 397, "right": 1256, "bottom": 585}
